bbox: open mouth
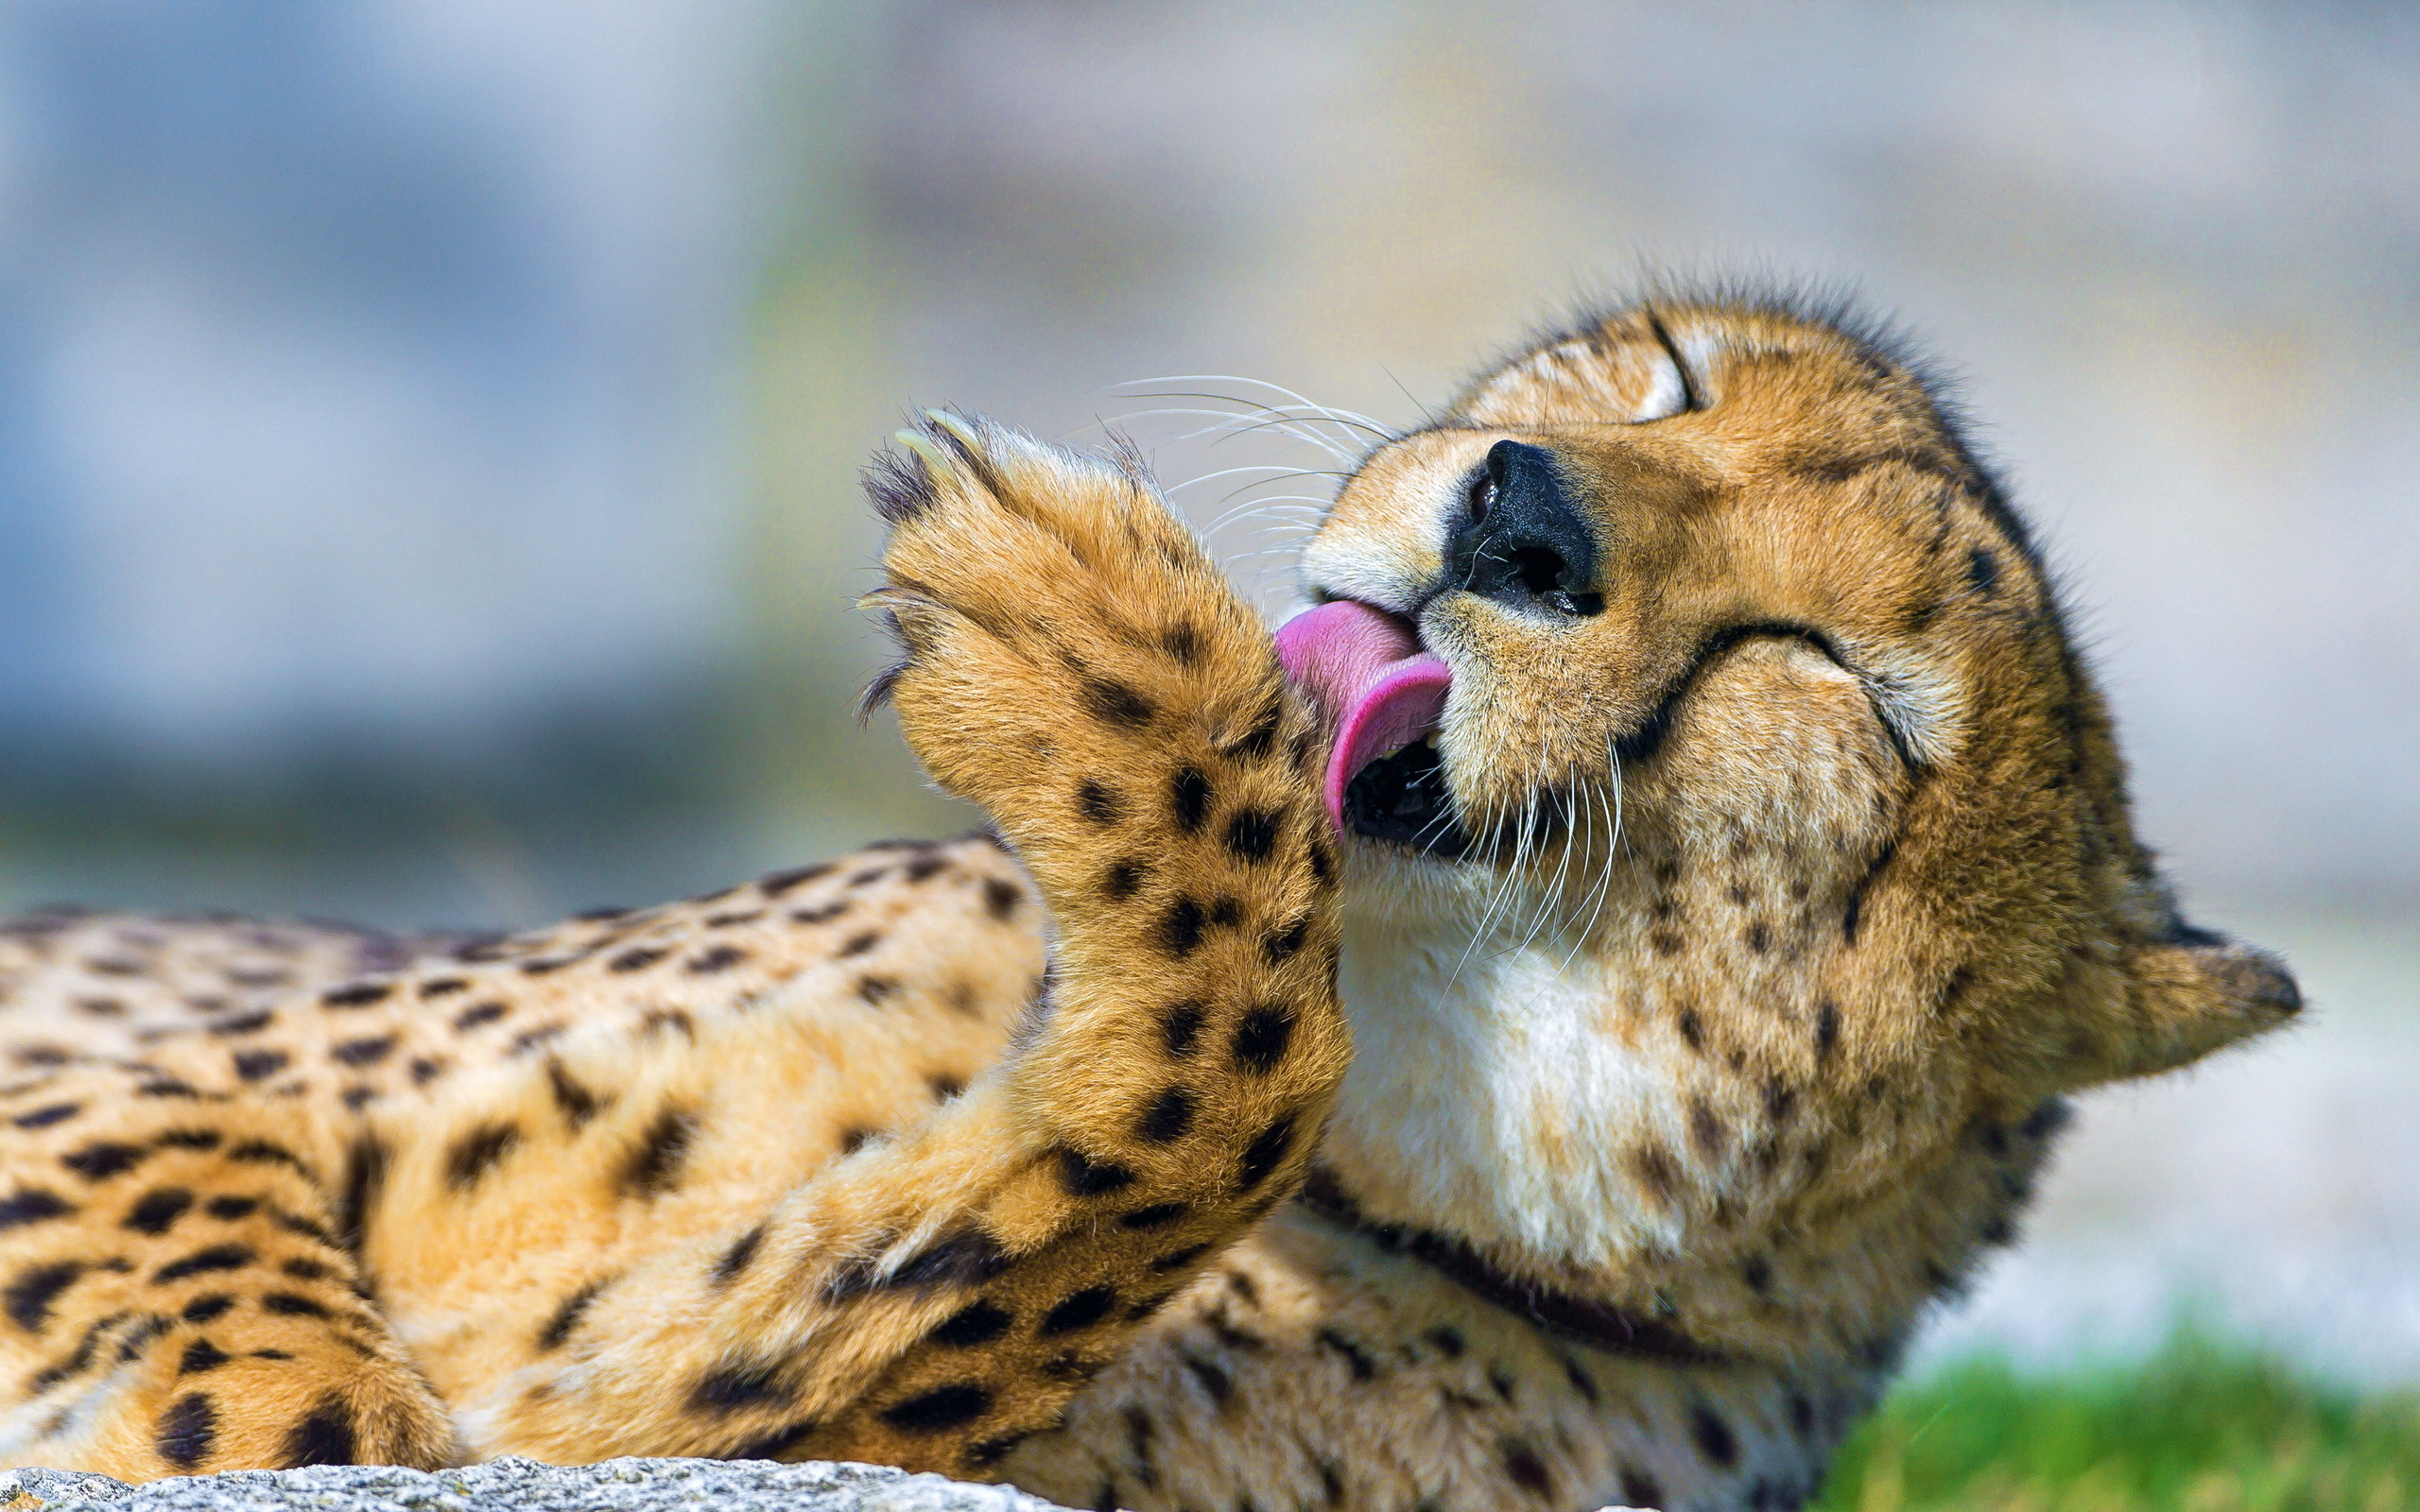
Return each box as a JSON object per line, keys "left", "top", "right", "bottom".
{"left": 1273, "top": 601, "right": 1467, "bottom": 855}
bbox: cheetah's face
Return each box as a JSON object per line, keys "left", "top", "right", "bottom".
{"left": 1290, "top": 303, "right": 1986, "bottom": 871}
{"left": 1277, "top": 298, "right": 2297, "bottom": 1277}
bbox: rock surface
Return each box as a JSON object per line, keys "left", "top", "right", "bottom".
{"left": 0, "top": 1458, "right": 1079, "bottom": 1512}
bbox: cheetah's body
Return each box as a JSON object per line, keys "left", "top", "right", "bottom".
{"left": 0, "top": 294, "right": 2296, "bottom": 1512}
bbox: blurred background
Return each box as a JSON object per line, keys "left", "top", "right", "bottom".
{"left": 0, "top": 0, "right": 2413, "bottom": 1463}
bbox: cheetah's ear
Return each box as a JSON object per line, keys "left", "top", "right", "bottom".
{"left": 2069, "top": 924, "right": 2301, "bottom": 1088}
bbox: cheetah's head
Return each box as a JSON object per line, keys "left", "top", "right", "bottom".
{"left": 1276, "top": 291, "right": 2299, "bottom": 1333}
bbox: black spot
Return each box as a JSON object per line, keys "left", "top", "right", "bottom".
{"left": 1118, "top": 1202, "right": 1187, "bottom": 1230}
{"left": 619, "top": 1107, "right": 698, "bottom": 1198}
{"left": 6, "top": 1261, "right": 82, "bottom": 1332}
{"left": 838, "top": 1127, "right": 876, "bottom": 1156}
{"left": 926, "top": 1073, "right": 965, "bottom": 1102}
{"left": 1158, "top": 898, "right": 1206, "bottom": 957}
{"left": 123, "top": 1188, "right": 194, "bottom": 1235}
{"left": 711, "top": 1224, "right": 766, "bottom": 1288}
{"left": 609, "top": 947, "right": 667, "bottom": 973}
{"left": 1967, "top": 546, "right": 2000, "bottom": 595}
{"left": 1133, "top": 1088, "right": 1194, "bottom": 1144}
{"left": 1101, "top": 859, "right": 1147, "bottom": 901}
{"left": 1740, "top": 1254, "right": 1773, "bottom": 1294}
{"left": 1318, "top": 1329, "right": 1375, "bottom": 1381}
{"left": 1082, "top": 679, "right": 1156, "bottom": 729}
{"left": 320, "top": 983, "right": 392, "bottom": 1009}
{"left": 856, "top": 975, "right": 898, "bottom": 1005}
{"left": 417, "top": 977, "right": 470, "bottom": 999}
{"left": 1181, "top": 1353, "right": 1232, "bottom": 1404}
{"left": 158, "top": 1129, "right": 222, "bottom": 1152}
{"left": 1789, "top": 1392, "right": 1816, "bottom": 1436}
{"left": 445, "top": 1124, "right": 521, "bottom": 1191}
{"left": 232, "top": 1049, "right": 288, "bottom": 1083}
{"left": 546, "top": 1061, "right": 604, "bottom": 1129}
{"left": 1690, "top": 1401, "right": 1740, "bottom": 1469}
{"left": 931, "top": 1300, "right": 1011, "bottom": 1348}
{"left": 1040, "top": 1286, "right": 1115, "bottom": 1336}
{"left": 838, "top": 931, "right": 882, "bottom": 957}
{"left": 205, "top": 1010, "right": 274, "bottom": 1037}
{"left": 1676, "top": 1007, "right": 1705, "bottom": 1053}
{"left": 1428, "top": 1326, "right": 1465, "bottom": 1357}
{"left": 1814, "top": 1000, "right": 1841, "bottom": 1060}
{"left": 687, "top": 945, "right": 749, "bottom": 974}
{"left": 1230, "top": 1005, "right": 1295, "bottom": 1074}
{"left": 1170, "top": 768, "right": 1213, "bottom": 833}
{"left": 281, "top": 1258, "right": 327, "bottom": 1280}
{"left": 280, "top": 1395, "right": 357, "bottom": 1468}
{"left": 12, "top": 1104, "right": 78, "bottom": 1130}
{"left": 408, "top": 1057, "right": 445, "bottom": 1085}
{"left": 1230, "top": 694, "right": 1284, "bottom": 761}
{"left": 1236, "top": 1117, "right": 1294, "bottom": 1192}
{"left": 1260, "top": 916, "right": 1310, "bottom": 963}
{"left": 692, "top": 1358, "right": 789, "bottom": 1413}
{"left": 983, "top": 879, "right": 1023, "bottom": 920}
{"left": 178, "top": 1338, "right": 231, "bottom": 1376}
{"left": 152, "top": 1245, "right": 251, "bottom": 1284}
{"left": 1222, "top": 808, "right": 1282, "bottom": 865}
{"left": 880, "top": 1383, "right": 992, "bottom": 1434}
{"left": 1502, "top": 1437, "right": 1553, "bottom": 1496}
{"left": 0, "top": 1189, "right": 76, "bottom": 1229}
{"left": 537, "top": 1278, "right": 610, "bottom": 1351}
{"left": 1077, "top": 780, "right": 1121, "bottom": 825}
{"left": 180, "top": 1295, "right": 233, "bottom": 1324}
{"left": 1150, "top": 1242, "right": 1211, "bottom": 1274}
{"left": 1161, "top": 1001, "right": 1206, "bottom": 1057}
{"left": 1054, "top": 1147, "right": 1135, "bottom": 1197}
{"left": 759, "top": 862, "right": 835, "bottom": 897}
{"left": 156, "top": 1392, "right": 217, "bottom": 1469}
{"left": 260, "top": 1293, "right": 327, "bottom": 1318}
{"left": 337, "top": 1134, "right": 387, "bottom": 1251}
{"left": 1158, "top": 621, "right": 1201, "bottom": 665}
{"left": 1564, "top": 1357, "right": 1600, "bottom": 1402}
{"left": 330, "top": 1037, "right": 395, "bottom": 1068}
{"left": 61, "top": 1142, "right": 147, "bottom": 1182}
{"left": 454, "top": 1002, "right": 509, "bottom": 1031}
{"left": 877, "top": 1228, "right": 1011, "bottom": 1294}
{"left": 1620, "top": 1464, "right": 1665, "bottom": 1509}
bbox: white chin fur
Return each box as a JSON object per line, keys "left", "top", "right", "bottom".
{"left": 1320, "top": 849, "right": 1685, "bottom": 1271}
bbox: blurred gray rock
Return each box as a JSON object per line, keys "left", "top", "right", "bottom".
{"left": 0, "top": 1458, "right": 1077, "bottom": 1512}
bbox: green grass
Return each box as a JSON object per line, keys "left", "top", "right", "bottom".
{"left": 1811, "top": 1330, "right": 2420, "bottom": 1512}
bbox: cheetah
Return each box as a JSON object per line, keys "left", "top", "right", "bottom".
{"left": 0, "top": 290, "right": 2297, "bottom": 1512}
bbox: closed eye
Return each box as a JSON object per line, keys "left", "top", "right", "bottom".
{"left": 1612, "top": 623, "right": 1918, "bottom": 771}
{"left": 1641, "top": 312, "right": 1703, "bottom": 419}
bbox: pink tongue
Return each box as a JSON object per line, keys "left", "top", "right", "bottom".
{"left": 1273, "top": 601, "right": 1451, "bottom": 834}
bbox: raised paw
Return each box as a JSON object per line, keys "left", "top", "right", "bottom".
{"left": 864, "top": 413, "right": 1311, "bottom": 877}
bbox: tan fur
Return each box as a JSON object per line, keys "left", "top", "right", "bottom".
{"left": 0, "top": 295, "right": 2293, "bottom": 1512}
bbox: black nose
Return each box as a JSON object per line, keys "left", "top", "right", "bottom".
{"left": 1446, "top": 440, "right": 1602, "bottom": 616}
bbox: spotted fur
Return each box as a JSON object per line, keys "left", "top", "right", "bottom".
{"left": 0, "top": 294, "right": 2292, "bottom": 1512}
